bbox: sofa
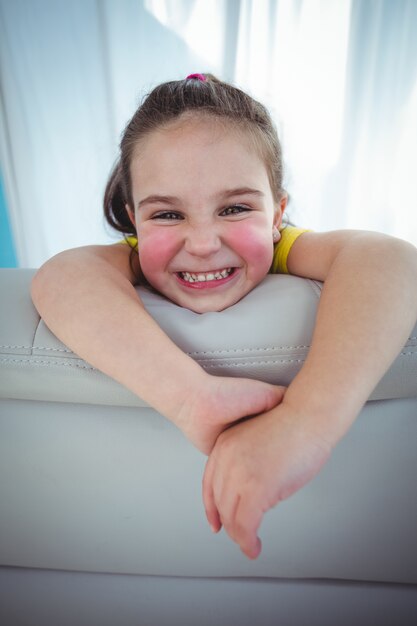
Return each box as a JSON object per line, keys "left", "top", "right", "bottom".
{"left": 1, "top": 268, "right": 416, "bottom": 625}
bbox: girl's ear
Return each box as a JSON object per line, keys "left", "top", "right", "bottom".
{"left": 126, "top": 204, "right": 136, "bottom": 228}
{"left": 273, "top": 194, "right": 287, "bottom": 229}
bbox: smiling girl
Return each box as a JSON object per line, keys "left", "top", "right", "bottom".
{"left": 123, "top": 114, "right": 288, "bottom": 313}
{"left": 31, "top": 74, "right": 417, "bottom": 559}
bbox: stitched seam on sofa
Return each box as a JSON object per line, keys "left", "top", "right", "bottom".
{"left": 188, "top": 342, "right": 417, "bottom": 357}
{"left": 0, "top": 345, "right": 73, "bottom": 352}
{"left": 186, "top": 345, "right": 310, "bottom": 356}
{"left": 2, "top": 336, "right": 416, "bottom": 354}
{"left": 0, "top": 356, "right": 307, "bottom": 368}
{"left": 0, "top": 358, "right": 96, "bottom": 370}
{"left": 0, "top": 346, "right": 417, "bottom": 358}
{"left": 199, "top": 359, "right": 306, "bottom": 367}
{"left": 198, "top": 351, "right": 417, "bottom": 365}
{"left": 0, "top": 344, "right": 310, "bottom": 354}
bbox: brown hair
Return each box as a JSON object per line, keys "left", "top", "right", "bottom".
{"left": 104, "top": 73, "right": 285, "bottom": 237}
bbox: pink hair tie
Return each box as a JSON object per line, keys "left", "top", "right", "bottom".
{"left": 186, "top": 73, "right": 207, "bottom": 82}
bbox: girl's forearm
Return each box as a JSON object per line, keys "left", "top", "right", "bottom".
{"left": 32, "top": 246, "right": 286, "bottom": 454}
{"left": 31, "top": 247, "right": 208, "bottom": 426}
{"left": 283, "top": 234, "right": 417, "bottom": 445}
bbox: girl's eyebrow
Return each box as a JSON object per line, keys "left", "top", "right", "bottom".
{"left": 137, "top": 195, "right": 178, "bottom": 209}
{"left": 137, "top": 188, "right": 264, "bottom": 210}
{"left": 220, "top": 187, "right": 264, "bottom": 199}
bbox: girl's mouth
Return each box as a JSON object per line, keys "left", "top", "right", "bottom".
{"left": 176, "top": 267, "right": 236, "bottom": 288}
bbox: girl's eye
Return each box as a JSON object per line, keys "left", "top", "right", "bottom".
{"left": 151, "top": 211, "right": 183, "bottom": 221}
{"left": 220, "top": 205, "right": 251, "bottom": 216}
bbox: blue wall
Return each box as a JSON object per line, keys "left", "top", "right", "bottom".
{"left": 0, "top": 173, "right": 17, "bottom": 267}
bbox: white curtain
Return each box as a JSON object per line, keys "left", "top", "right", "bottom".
{"left": 1, "top": 0, "right": 416, "bottom": 267}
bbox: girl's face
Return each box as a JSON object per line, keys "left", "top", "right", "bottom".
{"left": 128, "top": 116, "right": 285, "bottom": 313}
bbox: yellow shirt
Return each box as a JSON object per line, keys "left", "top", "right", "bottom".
{"left": 122, "top": 226, "right": 309, "bottom": 275}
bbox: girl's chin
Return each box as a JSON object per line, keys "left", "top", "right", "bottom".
{"left": 177, "top": 299, "right": 239, "bottom": 314}
{"left": 171, "top": 288, "right": 249, "bottom": 313}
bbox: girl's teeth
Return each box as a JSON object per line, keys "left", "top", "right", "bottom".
{"left": 180, "top": 269, "right": 233, "bottom": 283}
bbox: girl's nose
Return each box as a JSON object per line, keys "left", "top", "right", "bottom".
{"left": 184, "top": 225, "right": 222, "bottom": 257}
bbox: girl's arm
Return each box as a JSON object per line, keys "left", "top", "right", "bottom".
{"left": 203, "top": 231, "right": 417, "bottom": 558}
{"left": 31, "top": 245, "right": 284, "bottom": 454}
{"left": 284, "top": 230, "right": 417, "bottom": 432}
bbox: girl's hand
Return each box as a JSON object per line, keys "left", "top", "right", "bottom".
{"left": 202, "top": 402, "right": 332, "bottom": 559}
{"left": 176, "top": 377, "right": 286, "bottom": 455}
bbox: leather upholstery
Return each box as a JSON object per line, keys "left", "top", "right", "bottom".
{"left": 1, "top": 268, "right": 416, "bottom": 624}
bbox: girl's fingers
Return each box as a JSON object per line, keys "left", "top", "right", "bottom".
{"left": 217, "top": 493, "right": 241, "bottom": 545}
{"left": 205, "top": 461, "right": 264, "bottom": 559}
{"left": 232, "top": 493, "right": 264, "bottom": 559}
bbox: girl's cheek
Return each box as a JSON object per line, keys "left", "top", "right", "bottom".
{"left": 137, "top": 229, "right": 179, "bottom": 275}
{"left": 229, "top": 222, "right": 274, "bottom": 265}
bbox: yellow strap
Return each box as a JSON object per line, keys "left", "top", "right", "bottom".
{"left": 271, "top": 226, "right": 310, "bottom": 274}
{"left": 122, "top": 236, "right": 138, "bottom": 251}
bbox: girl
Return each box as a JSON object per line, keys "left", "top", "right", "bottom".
{"left": 32, "top": 73, "right": 417, "bottom": 560}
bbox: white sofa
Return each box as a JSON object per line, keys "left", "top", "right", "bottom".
{"left": 1, "top": 268, "right": 417, "bottom": 625}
